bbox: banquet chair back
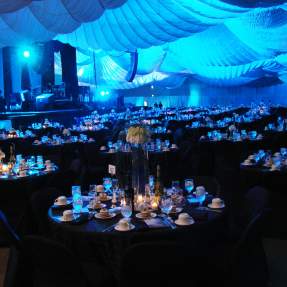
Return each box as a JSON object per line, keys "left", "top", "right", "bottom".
{"left": 245, "top": 186, "right": 269, "bottom": 220}
{"left": 22, "top": 235, "right": 88, "bottom": 287}
{"left": 120, "top": 241, "right": 198, "bottom": 286}
{"left": 0, "top": 209, "right": 20, "bottom": 247}
{"left": 29, "top": 187, "right": 62, "bottom": 235}
{"left": 231, "top": 211, "right": 269, "bottom": 287}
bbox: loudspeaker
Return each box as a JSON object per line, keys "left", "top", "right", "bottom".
{"left": 125, "top": 50, "right": 138, "bottom": 82}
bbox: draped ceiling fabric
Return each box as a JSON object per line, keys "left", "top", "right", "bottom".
{"left": 1, "top": 0, "right": 287, "bottom": 88}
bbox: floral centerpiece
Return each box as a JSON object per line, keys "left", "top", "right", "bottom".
{"left": 124, "top": 126, "right": 151, "bottom": 207}
{"left": 126, "top": 126, "right": 150, "bottom": 145}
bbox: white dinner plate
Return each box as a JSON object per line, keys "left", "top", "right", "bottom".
{"left": 208, "top": 203, "right": 225, "bottom": 209}
{"left": 114, "top": 224, "right": 135, "bottom": 232}
{"left": 175, "top": 219, "right": 194, "bottom": 226}
{"left": 94, "top": 213, "right": 116, "bottom": 219}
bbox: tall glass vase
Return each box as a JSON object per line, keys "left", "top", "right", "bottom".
{"left": 131, "top": 144, "right": 149, "bottom": 197}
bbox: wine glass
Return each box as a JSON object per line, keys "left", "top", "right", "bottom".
{"left": 171, "top": 180, "right": 180, "bottom": 194}
{"left": 121, "top": 199, "right": 132, "bottom": 218}
{"left": 159, "top": 196, "right": 173, "bottom": 215}
{"left": 184, "top": 179, "right": 194, "bottom": 194}
{"left": 185, "top": 179, "right": 194, "bottom": 204}
{"left": 195, "top": 189, "right": 206, "bottom": 210}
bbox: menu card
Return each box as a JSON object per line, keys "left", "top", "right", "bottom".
{"left": 144, "top": 218, "right": 167, "bottom": 228}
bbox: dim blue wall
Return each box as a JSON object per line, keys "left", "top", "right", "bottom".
{"left": 123, "top": 80, "right": 287, "bottom": 107}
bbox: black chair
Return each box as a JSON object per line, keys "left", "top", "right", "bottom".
{"left": 29, "top": 187, "right": 63, "bottom": 235}
{"left": 21, "top": 236, "right": 89, "bottom": 287}
{"left": 201, "top": 187, "right": 270, "bottom": 287}
{"left": 1, "top": 210, "right": 114, "bottom": 287}
{"left": 0, "top": 210, "right": 21, "bottom": 248}
{"left": 120, "top": 241, "right": 199, "bottom": 286}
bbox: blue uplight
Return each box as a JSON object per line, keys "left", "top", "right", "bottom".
{"left": 23, "top": 50, "right": 30, "bottom": 58}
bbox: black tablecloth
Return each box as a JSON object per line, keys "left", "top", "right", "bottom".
{"left": 48, "top": 197, "right": 225, "bottom": 279}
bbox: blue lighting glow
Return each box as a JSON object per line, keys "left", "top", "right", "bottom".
{"left": 77, "top": 67, "right": 84, "bottom": 77}
{"left": 23, "top": 50, "right": 30, "bottom": 58}
{"left": 96, "top": 88, "right": 112, "bottom": 102}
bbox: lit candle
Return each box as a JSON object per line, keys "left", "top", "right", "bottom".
{"left": 121, "top": 198, "right": 126, "bottom": 206}
{"left": 151, "top": 201, "right": 158, "bottom": 210}
{"left": 137, "top": 194, "right": 143, "bottom": 204}
{"left": 2, "top": 164, "right": 8, "bottom": 173}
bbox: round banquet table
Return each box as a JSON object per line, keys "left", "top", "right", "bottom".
{"left": 48, "top": 195, "right": 225, "bottom": 279}
{"left": 0, "top": 164, "right": 59, "bottom": 233}
{"left": 197, "top": 138, "right": 272, "bottom": 175}
{"left": 31, "top": 141, "right": 98, "bottom": 169}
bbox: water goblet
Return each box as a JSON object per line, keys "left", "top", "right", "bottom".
{"left": 121, "top": 199, "right": 132, "bottom": 218}
{"left": 149, "top": 175, "right": 155, "bottom": 194}
{"left": 171, "top": 180, "right": 180, "bottom": 195}
{"left": 184, "top": 179, "right": 194, "bottom": 194}
{"left": 159, "top": 196, "right": 173, "bottom": 215}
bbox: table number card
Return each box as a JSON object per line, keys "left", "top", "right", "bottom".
{"left": 108, "top": 164, "right": 116, "bottom": 175}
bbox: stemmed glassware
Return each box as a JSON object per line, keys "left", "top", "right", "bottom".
{"left": 159, "top": 196, "right": 173, "bottom": 215}
{"left": 184, "top": 179, "right": 194, "bottom": 194}
{"left": 185, "top": 178, "right": 194, "bottom": 204}
{"left": 171, "top": 180, "right": 180, "bottom": 195}
{"left": 149, "top": 175, "right": 155, "bottom": 195}
{"left": 121, "top": 198, "right": 132, "bottom": 218}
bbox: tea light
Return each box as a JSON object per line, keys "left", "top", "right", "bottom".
{"left": 151, "top": 201, "right": 158, "bottom": 210}
{"left": 137, "top": 194, "right": 143, "bottom": 204}
{"left": 2, "top": 164, "right": 8, "bottom": 173}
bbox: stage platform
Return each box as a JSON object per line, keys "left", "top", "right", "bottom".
{"left": 0, "top": 108, "right": 90, "bottom": 129}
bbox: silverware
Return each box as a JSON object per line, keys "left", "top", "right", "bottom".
{"left": 159, "top": 214, "right": 176, "bottom": 229}
{"left": 102, "top": 223, "right": 117, "bottom": 232}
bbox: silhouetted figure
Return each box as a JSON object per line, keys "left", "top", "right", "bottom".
{"left": 159, "top": 101, "right": 163, "bottom": 109}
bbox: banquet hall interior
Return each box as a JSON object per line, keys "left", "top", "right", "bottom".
{"left": 1, "top": 0, "right": 287, "bottom": 286}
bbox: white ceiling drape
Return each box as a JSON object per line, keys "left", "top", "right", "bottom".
{"left": 1, "top": 0, "right": 287, "bottom": 87}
